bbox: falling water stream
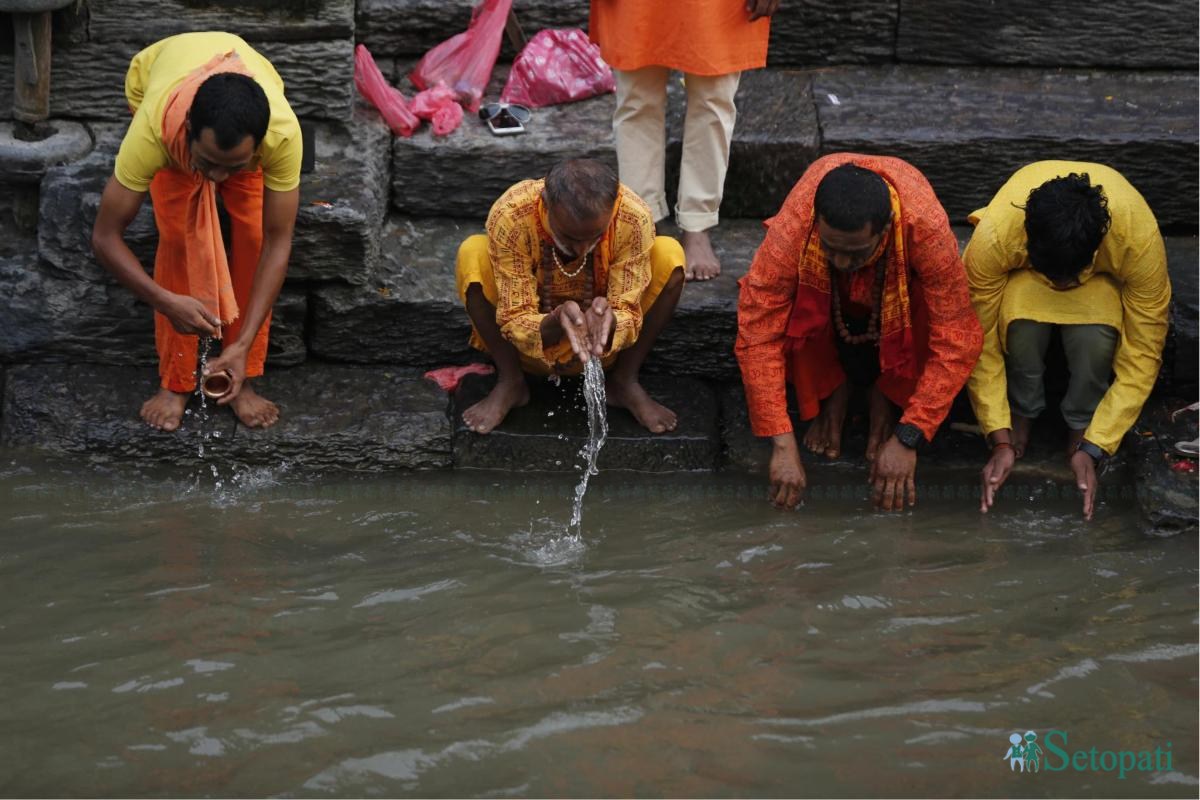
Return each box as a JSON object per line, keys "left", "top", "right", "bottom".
{"left": 568, "top": 358, "right": 608, "bottom": 539}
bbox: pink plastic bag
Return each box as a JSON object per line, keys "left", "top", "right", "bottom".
{"left": 410, "top": 0, "right": 513, "bottom": 113}
{"left": 410, "top": 85, "right": 465, "bottom": 136}
{"left": 500, "top": 29, "right": 615, "bottom": 108}
{"left": 354, "top": 44, "right": 419, "bottom": 137}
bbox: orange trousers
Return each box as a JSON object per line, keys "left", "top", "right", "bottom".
{"left": 787, "top": 288, "right": 932, "bottom": 421}
{"left": 149, "top": 167, "right": 269, "bottom": 392}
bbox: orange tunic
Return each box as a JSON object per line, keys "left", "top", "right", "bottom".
{"left": 735, "top": 154, "right": 984, "bottom": 441}
{"left": 589, "top": 0, "right": 770, "bottom": 76}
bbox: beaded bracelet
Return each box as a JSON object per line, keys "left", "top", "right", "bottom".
{"left": 991, "top": 442, "right": 1014, "bottom": 453}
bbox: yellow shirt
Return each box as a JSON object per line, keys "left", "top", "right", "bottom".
{"left": 114, "top": 32, "right": 302, "bottom": 193}
{"left": 486, "top": 179, "right": 654, "bottom": 369}
{"left": 964, "top": 161, "right": 1170, "bottom": 454}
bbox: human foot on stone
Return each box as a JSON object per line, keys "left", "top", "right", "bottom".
{"left": 140, "top": 388, "right": 190, "bottom": 432}
{"left": 1011, "top": 414, "right": 1034, "bottom": 459}
{"left": 462, "top": 377, "right": 530, "bottom": 434}
{"left": 865, "top": 383, "right": 896, "bottom": 461}
{"left": 803, "top": 382, "right": 849, "bottom": 458}
{"left": 607, "top": 374, "right": 677, "bottom": 433}
{"left": 681, "top": 229, "right": 721, "bottom": 281}
{"left": 231, "top": 383, "right": 280, "bottom": 429}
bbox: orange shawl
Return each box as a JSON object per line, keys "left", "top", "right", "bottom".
{"left": 160, "top": 50, "right": 255, "bottom": 327}
{"left": 785, "top": 182, "right": 917, "bottom": 379}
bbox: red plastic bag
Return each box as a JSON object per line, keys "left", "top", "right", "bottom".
{"left": 410, "top": 85, "right": 464, "bottom": 136}
{"left": 354, "top": 44, "right": 419, "bottom": 137}
{"left": 500, "top": 29, "right": 615, "bottom": 108}
{"left": 410, "top": 0, "right": 512, "bottom": 113}
{"left": 423, "top": 363, "right": 495, "bottom": 392}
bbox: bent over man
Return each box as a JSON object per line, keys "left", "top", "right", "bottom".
{"left": 92, "top": 31, "right": 302, "bottom": 431}
{"left": 455, "top": 158, "right": 685, "bottom": 434}
{"left": 736, "top": 154, "right": 983, "bottom": 511}
{"left": 965, "top": 161, "right": 1170, "bottom": 520}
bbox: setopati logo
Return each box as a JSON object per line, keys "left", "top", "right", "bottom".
{"left": 1002, "top": 730, "right": 1174, "bottom": 779}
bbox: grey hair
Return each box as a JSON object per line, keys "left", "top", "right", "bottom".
{"left": 543, "top": 158, "right": 619, "bottom": 221}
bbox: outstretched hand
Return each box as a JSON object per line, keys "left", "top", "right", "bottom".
{"left": 1069, "top": 450, "right": 1098, "bottom": 520}
{"left": 869, "top": 436, "right": 917, "bottom": 511}
{"left": 203, "top": 342, "right": 248, "bottom": 406}
{"left": 768, "top": 434, "right": 806, "bottom": 509}
{"left": 980, "top": 446, "right": 1016, "bottom": 512}
{"left": 583, "top": 297, "right": 615, "bottom": 358}
{"left": 162, "top": 292, "right": 221, "bottom": 338}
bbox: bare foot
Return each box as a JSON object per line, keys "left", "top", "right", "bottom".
{"left": 231, "top": 383, "right": 280, "bottom": 429}
{"left": 141, "top": 388, "right": 190, "bottom": 431}
{"left": 865, "top": 383, "right": 896, "bottom": 461}
{"left": 1011, "top": 414, "right": 1033, "bottom": 459}
{"left": 462, "top": 377, "right": 530, "bottom": 434}
{"left": 803, "top": 382, "right": 849, "bottom": 458}
{"left": 681, "top": 229, "right": 721, "bottom": 281}
{"left": 1065, "top": 427, "right": 1086, "bottom": 457}
{"left": 607, "top": 375, "right": 677, "bottom": 433}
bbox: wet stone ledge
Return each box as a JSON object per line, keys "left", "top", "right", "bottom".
{"left": 0, "top": 363, "right": 452, "bottom": 471}
{"left": 1130, "top": 398, "right": 1199, "bottom": 537}
{"left": 451, "top": 373, "right": 720, "bottom": 472}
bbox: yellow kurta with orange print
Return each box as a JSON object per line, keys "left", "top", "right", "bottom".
{"left": 484, "top": 179, "right": 655, "bottom": 372}
{"left": 964, "top": 161, "right": 1170, "bottom": 455}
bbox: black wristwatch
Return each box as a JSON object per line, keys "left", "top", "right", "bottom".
{"left": 893, "top": 422, "right": 926, "bottom": 450}
{"left": 1075, "top": 440, "right": 1106, "bottom": 463}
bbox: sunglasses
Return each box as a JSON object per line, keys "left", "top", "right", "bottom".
{"left": 477, "top": 102, "right": 532, "bottom": 124}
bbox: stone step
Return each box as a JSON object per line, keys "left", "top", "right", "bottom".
{"left": 812, "top": 65, "right": 1199, "bottom": 231}
{"left": 309, "top": 213, "right": 1199, "bottom": 391}
{"left": 0, "top": 363, "right": 452, "bottom": 471}
{"left": 450, "top": 373, "right": 720, "bottom": 472}
{"left": 355, "top": 0, "right": 896, "bottom": 68}
{"left": 356, "top": 0, "right": 1196, "bottom": 69}
{"left": 0, "top": 40, "right": 355, "bottom": 124}
{"left": 389, "top": 67, "right": 818, "bottom": 221}
{"left": 386, "top": 64, "right": 1197, "bottom": 230}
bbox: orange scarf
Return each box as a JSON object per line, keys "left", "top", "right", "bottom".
{"left": 160, "top": 50, "right": 255, "bottom": 327}
{"left": 785, "top": 181, "right": 917, "bottom": 378}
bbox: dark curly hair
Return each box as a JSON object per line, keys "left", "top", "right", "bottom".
{"left": 814, "top": 164, "right": 892, "bottom": 234}
{"left": 1023, "top": 173, "right": 1111, "bottom": 283}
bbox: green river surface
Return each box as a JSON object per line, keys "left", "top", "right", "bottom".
{"left": 0, "top": 454, "right": 1196, "bottom": 798}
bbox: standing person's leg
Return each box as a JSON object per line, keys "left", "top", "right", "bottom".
{"left": 613, "top": 67, "right": 671, "bottom": 223}
{"left": 1004, "top": 319, "right": 1054, "bottom": 457}
{"left": 218, "top": 168, "right": 278, "bottom": 428}
{"left": 608, "top": 236, "right": 685, "bottom": 433}
{"left": 456, "top": 235, "right": 530, "bottom": 434}
{"left": 676, "top": 70, "right": 740, "bottom": 281}
{"left": 1059, "top": 323, "right": 1118, "bottom": 451}
{"left": 143, "top": 169, "right": 198, "bottom": 431}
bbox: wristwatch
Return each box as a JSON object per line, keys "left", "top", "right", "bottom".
{"left": 1075, "top": 439, "right": 1106, "bottom": 463}
{"left": 893, "top": 422, "right": 926, "bottom": 450}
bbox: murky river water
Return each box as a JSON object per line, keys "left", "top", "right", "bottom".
{"left": 0, "top": 455, "right": 1195, "bottom": 798}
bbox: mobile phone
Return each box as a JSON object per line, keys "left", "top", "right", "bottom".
{"left": 486, "top": 116, "right": 526, "bottom": 136}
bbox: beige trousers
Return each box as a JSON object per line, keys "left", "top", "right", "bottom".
{"left": 612, "top": 66, "right": 740, "bottom": 233}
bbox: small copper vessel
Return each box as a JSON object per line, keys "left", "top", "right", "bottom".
{"left": 200, "top": 370, "right": 234, "bottom": 399}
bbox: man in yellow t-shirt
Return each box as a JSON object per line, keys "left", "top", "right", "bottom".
{"left": 91, "top": 32, "right": 302, "bottom": 432}
{"left": 454, "top": 158, "right": 686, "bottom": 434}
{"left": 964, "top": 161, "right": 1170, "bottom": 520}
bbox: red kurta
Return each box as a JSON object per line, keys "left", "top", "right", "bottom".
{"left": 735, "top": 153, "right": 984, "bottom": 441}
{"left": 588, "top": 0, "right": 770, "bottom": 76}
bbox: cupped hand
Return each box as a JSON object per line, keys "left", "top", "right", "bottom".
{"left": 869, "top": 437, "right": 917, "bottom": 511}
